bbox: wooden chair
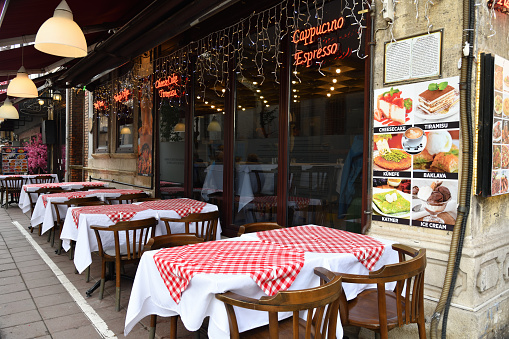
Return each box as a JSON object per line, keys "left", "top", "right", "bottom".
{"left": 28, "top": 187, "right": 66, "bottom": 234}
{"left": 215, "top": 267, "right": 342, "bottom": 339}
{"left": 91, "top": 217, "right": 158, "bottom": 311}
{"left": 29, "top": 175, "right": 56, "bottom": 184}
{"left": 3, "top": 177, "right": 24, "bottom": 208}
{"left": 105, "top": 192, "right": 150, "bottom": 204}
{"left": 144, "top": 234, "right": 204, "bottom": 339}
{"left": 51, "top": 197, "right": 106, "bottom": 253}
{"left": 160, "top": 210, "right": 219, "bottom": 241}
{"left": 316, "top": 244, "right": 427, "bottom": 339}
{"left": 237, "top": 222, "right": 282, "bottom": 236}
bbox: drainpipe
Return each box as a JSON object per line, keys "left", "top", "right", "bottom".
{"left": 430, "top": 0, "right": 474, "bottom": 337}
{"left": 65, "top": 86, "right": 70, "bottom": 182}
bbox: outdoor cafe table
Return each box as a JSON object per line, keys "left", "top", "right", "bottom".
{"left": 0, "top": 173, "right": 59, "bottom": 183}
{"left": 30, "top": 189, "right": 145, "bottom": 234}
{"left": 19, "top": 181, "right": 108, "bottom": 213}
{"left": 60, "top": 198, "right": 222, "bottom": 273}
{"left": 135, "top": 198, "right": 222, "bottom": 236}
{"left": 124, "top": 225, "right": 399, "bottom": 338}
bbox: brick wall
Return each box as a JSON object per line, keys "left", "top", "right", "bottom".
{"left": 69, "top": 88, "right": 85, "bottom": 182}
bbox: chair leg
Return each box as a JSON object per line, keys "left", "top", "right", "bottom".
{"left": 99, "top": 261, "right": 107, "bottom": 300}
{"left": 115, "top": 260, "right": 122, "bottom": 311}
{"left": 170, "top": 316, "right": 177, "bottom": 339}
{"left": 86, "top": 266, "right": 90, "bottom": 283}
{"left": 148, "top": 315, "right": 157, "bottom": 339}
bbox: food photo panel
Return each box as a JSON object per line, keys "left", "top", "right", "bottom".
{"left": 373, "top": 133, "right": 412, "bottom": 178}
{"left": 373, "top": 86, "right": 413, "bottom": 133}
{"left": 412, "top": 129, "right": 459, "bottom": 180}
{"left": 372, "top": 178, "right": 412, "bottom": 225}
{"left": 411, "top": 179, "right": 457, "bottom": 231}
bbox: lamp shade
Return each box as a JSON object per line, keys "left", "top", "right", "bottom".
{"left": 35, "top": 0, "right": 87, "bottom": 58}
{"left": 7, "top": 66, "right": 38, "bottom": 98}
{"left": 120, "top": 126, "right": 131, "bottom": 135}
{"left": 0, "top": 97, "right": 19, "bottom": 119}
{"left": 207, "top": 117, "right": 221, "bottom": 132}
{"left": 174, "top": 121, "right": 185, "bottom": 132}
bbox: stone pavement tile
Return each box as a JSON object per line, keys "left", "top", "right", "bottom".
{"left": 0, "top": 281, "right": 27, "bottom": 294}
{"left": 33, "top": 291, "right": 74, "bottom": 308}
{"left": 0, "top": 257, "right": 14, "bottom": 265}
{"left": 21, "top": 268, "right": 57, "bottom": 281}
{"left": 24, "top": 275, "right": 60, "bottom": 289}
{"left": 44, "top": 312, "right": 92, "bottom": 334}
{"left": 28, "top": 284, "right": 68, "bottom": 298}
{"left": 0, "top": 268, "right": 19, "bottom": 278}
{"left": 18, "top": 263, "right": 50, "bottom": 274}
{"left": 0, "top": 262, "right": 16, "bottom": 271}
{"left": 38, "top": 302, "right": 83, "bottom": 320}
{"left": 14, "top": 258, "right": 46, "bottom": 268}
{"left": 0, "top": 298, "right": 36, "bottom": 316}
{"left": 0, "top": 321, "right": 49, "bottom": 339}
{"left": 0, "top": 290, "right": 31, "bottom": 304}
{"left": 0, "top": 309, "right": 42, "bottom": 329}
{"left": 51, "top": 324, "right": 103, "bottom": 339}
{"left": 0, "top": 274, "right": 23, "bottom": 286}
{"left": 33, "top": 335, "right": 52, "bottom": 339}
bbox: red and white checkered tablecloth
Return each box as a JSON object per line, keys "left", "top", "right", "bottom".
{"left": 74, "top": 181, "right": 107, "bottom": 187}
{"left": 153, "top": 240, "right": 305, "bottom": 303}
{"left": 140, "top": 199, "right": 207, "bottom": 217}
{"left": 257, "top": 225, "right": 385, "bottom": 270}
{"left": 71, "top": 204, "right": 150, "bottom": 227}
{"left": 252, "top": 196, "right": 311, "bottom": 210}
{"left": 88, "top": 188, "right": 144, "bottom": 195}
{"left": 42, "top": 191, "right": 92, "bottom": 207}
{"left": 24, "top": 182, "right": 66, "bottom": 191}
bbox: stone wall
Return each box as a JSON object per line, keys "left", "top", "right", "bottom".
{"left": 368, "top": 1, "right": 509, "bottom": 338}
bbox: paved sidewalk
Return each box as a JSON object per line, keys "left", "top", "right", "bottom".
{"left": 0, "top": 205, "right": 196, "bottom": 339}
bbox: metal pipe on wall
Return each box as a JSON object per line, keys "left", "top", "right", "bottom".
{"left": 65, "top": 86, "right": 70, "bottom": 182}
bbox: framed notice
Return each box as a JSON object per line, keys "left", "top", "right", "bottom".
{"left": 372, "top": 76, "right": 460, "bottom": 231}
{"left": 1, "top": 147, "right": 28, "bottom": 174}
{"left": 384, "top": 30, "right": 443, "bottom": 85}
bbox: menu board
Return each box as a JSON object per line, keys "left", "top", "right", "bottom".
{"left": 372, "top": 76, "right": 460, "bottom": 231}
{"left": 491, "top": 55, "right": 509, "bottom": 196}
{"left": 2, "top": 147, "right": 28, "bottom": 174}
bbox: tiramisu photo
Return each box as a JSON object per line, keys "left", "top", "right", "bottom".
{"left": 415, "top": 81, "right": 459, "bottom": 122}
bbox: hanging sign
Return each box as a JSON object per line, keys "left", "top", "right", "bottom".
{"left": 155, "top": 74, "right": 183, "bottom": 98}
{"left": 292, "top": 17, "right": 345, "bottom": 67}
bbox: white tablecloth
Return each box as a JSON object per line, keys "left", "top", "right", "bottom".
{"left": 19, "top": 181, "right": 108, "bottom": 213}
{"left": 0, "top": 173, "right": 59, "bottom": 183}
{"left": 60, "top": 199, "right": 222, "bottom": 274}
{"left": 124, "top": 229, "right": 398, "bottom": 338}
{"left": 31, "top": 189, "right": 146, "bottom": 234}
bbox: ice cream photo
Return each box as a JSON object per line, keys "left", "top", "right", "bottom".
{"left": 412, "top": 179, "right": 457, "bottom": 226}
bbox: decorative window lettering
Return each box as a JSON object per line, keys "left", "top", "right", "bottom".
{"left": 292, "top": 17, "right": 345, "bottom": 45}
{"left": 489, "top": 0, "right": 509, "bottom": 12}
{"left": 93, "top": 101, "right": 107, "bottom": 110}
{"left": 155, "top": 74, "right": 182, "bottom": 98}
{"left": 114, "top": 89, "right": 131, "bottom": 102}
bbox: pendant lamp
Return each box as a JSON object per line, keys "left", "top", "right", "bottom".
{"left": 7, "top": 66, "right": 38, "bottom": 98}
{"left": 0, "top": 97, "right": 20, "bottom": 120}
{"left": 120, "top": 126, "right": 131, "bottom": 135}
{"left": 35, "top": 0, "right": 87, "bottom": 58}
{"left": 207, "top": 116, "right": 221, "bottom": 132}
{"left": 174, "top": 120, "right": 185, "bottom": 132}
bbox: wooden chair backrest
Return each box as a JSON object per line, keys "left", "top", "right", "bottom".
{"left": 252, "top": 169, "right": 277, "bottom": 196}
{"left": 216, "top": 268, "right": 342, "bottom": 339}
{"left": 29, "top": 175, "right": 56, "bottom": 184}
{"left": 144, "top": 234, "right": 204, "bottom": 251}
{"left": 91, "top": 217, "right": 157, "bottom": 260}
{"left": 237, "top": 222, "right": 282, "bottom": 236}
{"left": 4, "top": 177, "right": 24, "bottom": 202}
{"left": 160, "top": 210, "right": 220, "bottom": 241}
{"left": 326, "top": 244, "right": 426, "bottom": 334}
{"left": 51, "top": 196, "right": 105, "bottom": 230}
{"left": 27, "top": 187, "right": 66, "bottom": 215}
{"left": 106, "top": 193, "right": 149, "bottom": 204}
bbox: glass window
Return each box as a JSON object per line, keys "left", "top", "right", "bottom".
{"left": 233, "top": 29, "right": 280, "bottom": 225}
{"left": 193, "top": 74, "right": 225, "bottom": 211}
{"left": 93, "top": 88, "right": 110, "bottom": 153}
{"left": 288, "top": 0, "right": 366, "bottom": 231}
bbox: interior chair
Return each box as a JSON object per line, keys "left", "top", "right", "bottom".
{"left": 105, "top": 192, "right": 150, "bottom": 204}
{"left": 237, "top": 222, "right": 282, "bottom": 236}
{"left": 247, "top": 169, "right": 278, "bottom": 222}
{"left": 3, "top": 177, "right": 25, "bottom": 208}
{"left": 144, "top": 233, "right": 204, "bottom": 339}
{"left": 160, "top": 210, "right": 219, "bottom": 241}
{"left": 91, "top": 217, "right": 158, "bottom": 311}
{"left": 215, "top": 267, "right": 342, "bottom": 339}
{"left": 29, "top": 175, "right": 56, "bottom": 184}
{"left": 316, "top": 244, "right": 427, "bottom": 339}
